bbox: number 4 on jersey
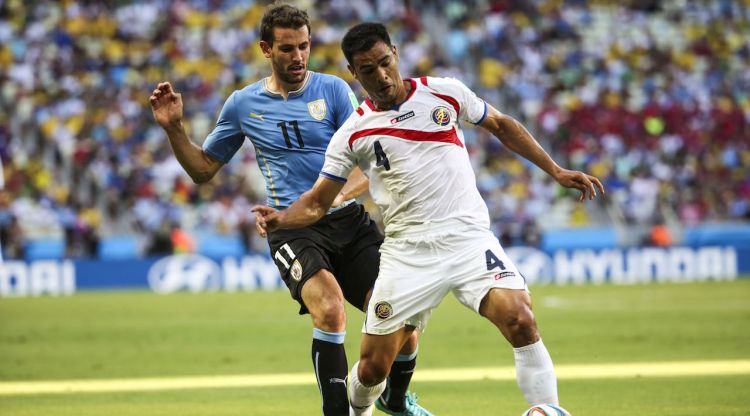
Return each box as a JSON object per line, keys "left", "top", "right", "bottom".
{"left": 374, "top": 140, "right": 390, "bottom": 170}
{"left": 485, "top": 249, "right": 506, "bottom": 270}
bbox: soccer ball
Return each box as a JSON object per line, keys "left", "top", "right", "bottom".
{"left": 521, "top": 404, "right": 571, "bottom": 416}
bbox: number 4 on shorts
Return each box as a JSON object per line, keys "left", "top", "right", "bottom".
{"left": 485, "top": 249, "right": 506, "bottom": 271}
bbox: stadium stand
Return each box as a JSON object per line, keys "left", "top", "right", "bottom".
{"left": 683, "top": 223, "right": 750, "bottom": 249}
{"left": 0, "top": 0, "right": 748, "bottom": 259}
{"left": 24, "top": 238, "right": 65, "bottom": 261}
{"left": 97, "top": 235, "right": 140, "bottom": 260}
{"left": 196, "top": 233, "right": 247, "bottom": 260}
{"left": 541, "top": 227, "right": 619, "bottom": 252}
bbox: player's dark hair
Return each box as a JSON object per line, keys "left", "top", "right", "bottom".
{"left": 259, "top": 3, "right": 310, "bottom": 46}
{"left": 341, "top": 22, "right": 392, "bottom": 65}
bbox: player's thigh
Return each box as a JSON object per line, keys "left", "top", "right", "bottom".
{"left": 450, "top": 229, "right": 527, "bottom": 313}
{"left": 267, "top": 234, "right": 333, "bottom": 314}
{"left": 333, "top": 206, "right": 384, "bottom": 312}
{"left": 335, "top": 239, "right": 381, "bottom": 312}
{"left": 364, "top": 239, "right": 447, "bottom": 335}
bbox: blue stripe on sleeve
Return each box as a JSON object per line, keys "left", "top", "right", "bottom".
{"left": 312, "top": 328, "right": 346, "bottom": 344}
{"left": 472, "top": 101, "right": 488, "bottom": 125}
{"left": 320, "top": 171, "right": 347, "bottom": 183}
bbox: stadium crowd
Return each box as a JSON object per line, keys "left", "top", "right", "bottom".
{"left": 1, "top": 0, "right": 748, "bottom": 258}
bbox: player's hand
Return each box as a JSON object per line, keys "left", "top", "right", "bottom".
{"left": 251, "top": 205, "right": 280, "bottom": 238}
{"left": 150, "top": 82, "right": 183, "bottom": 129}
{"left": 554, "top": 169, "right": 605, "bottom": 201}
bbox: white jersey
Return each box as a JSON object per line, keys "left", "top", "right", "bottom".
{"left": 321, "top": 76, "right": 492, "bottom": 237}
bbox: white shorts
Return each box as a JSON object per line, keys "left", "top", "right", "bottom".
{"left": 363, "top": 224, "right": 527, "bottom": 335}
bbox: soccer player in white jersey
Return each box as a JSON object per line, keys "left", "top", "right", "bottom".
{"left": 151, "top": 8, "right": 430, "bottom": 415}
{"left": 253, "top": 22, "right": 604, "bottom": 414}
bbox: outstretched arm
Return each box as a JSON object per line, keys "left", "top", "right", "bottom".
{"left": 480, "top": 105, "right": 604, "bottom": 201}
{"left": 252, "top": 176, "right": 345, "bottom": 237}
{"left": 150, "top": 82, "right": 223, "bottom": 183}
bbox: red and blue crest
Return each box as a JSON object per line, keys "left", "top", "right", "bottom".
{"left": 431, "top": 106, "right": 451, "bottom": 126}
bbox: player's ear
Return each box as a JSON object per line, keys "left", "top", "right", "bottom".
{"left": 259, "top": 40, "right": 272, "bottom": 58}
{"left": 347, "top": 64, "right": 359, "bottom": 81}
{"left": 391, "top": 45, "right": 399, "bottom": 61}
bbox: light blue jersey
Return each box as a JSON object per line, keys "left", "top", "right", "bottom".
{"left": 203, "top": 71, "right": 358, "bottom": 208}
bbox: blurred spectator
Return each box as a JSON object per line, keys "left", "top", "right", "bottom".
{"left": 1, "top": 0, "right": 748, "bottom": 259}
{"left": 521, "top": 220, "right": 541, "bottom": 247}
{"left": 170, "top": 223, "right": 195, "bottom": 254}
{"left": 649, "top": 220, "right": 673, "bottom": 247}
{"left": 0, "top": 190, "right": 24, "bottom": 258}
{"left": 148, "top": 219, "right": 173, "bottom": 256}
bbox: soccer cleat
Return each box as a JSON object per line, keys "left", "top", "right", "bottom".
{"left": 375, "top": 392, "right": 434, "bottom": 416}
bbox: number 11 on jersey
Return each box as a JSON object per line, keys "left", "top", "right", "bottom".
{"left": 277, "top": 120, "right": 304, "bottom": 149}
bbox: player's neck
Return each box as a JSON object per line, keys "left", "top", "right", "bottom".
{"left": 266, "top": 72, "right": 308, "bottom": 99}
{"left": 372, "top": 79, "right": 411, "bottom": 110}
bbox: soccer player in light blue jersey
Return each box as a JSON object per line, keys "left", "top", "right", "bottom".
{"left": 150, "top": 4, "right": 429, "bottom": 416}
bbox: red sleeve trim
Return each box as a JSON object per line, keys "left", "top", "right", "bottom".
{"left": 420, "top": 76, "right": 428, "bottom": 86}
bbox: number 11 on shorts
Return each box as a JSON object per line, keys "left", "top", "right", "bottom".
{"left": 275, "top": 243, "right": 296, "bottom": 270}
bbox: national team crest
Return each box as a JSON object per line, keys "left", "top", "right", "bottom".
{"left": 374, "top": 301, "right": 393, "bottom": 319}
{"left": 290, "top": 259, "right": 303, "bottom": 282}
{"left": 307, "top": 99, "right": 327, "bottom": 120}
{"left": 431, "top": 106, "right": 451, "bottom": 126}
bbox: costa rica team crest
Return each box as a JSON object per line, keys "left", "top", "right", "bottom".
{"left": 307, "top": 99, "right": 327, "bottom": 120}
{"left": 431, "top": 106, "right": 451, "bottom": 126}
{"left": 374, "top": 301, "right": 393, "bottom": 319}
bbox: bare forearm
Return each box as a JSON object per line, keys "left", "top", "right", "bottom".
{"left": 270, "top": 177, "right": 343, "bottom": 230}
{"left": 479, "top": 106, "right": 605, "bottom": 201}
{"left": 276, "top": 190, "right": 329, "bottom": 229}
{"left": 163, "top": 123, "right": 218, "bottom": 183}
{"left": 489, "top": 113, "right": 562, "bottom": 179}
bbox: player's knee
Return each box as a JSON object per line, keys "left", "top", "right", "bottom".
{"left": 502, "top": 306, "right": 539, "bottom": 346}
{"left": 357, "top": 357, "right": 389, "bottom": 386}
{"left": 310, "top": 298, "right": 346, "bottom": 332}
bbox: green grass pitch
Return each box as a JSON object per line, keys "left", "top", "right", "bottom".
{"left": 1, "top": 279, "right": 749, "bottom": 415}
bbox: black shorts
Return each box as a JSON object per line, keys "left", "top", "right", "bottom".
{"left": 267, "top": 203, "right": 384, "bottom": 315}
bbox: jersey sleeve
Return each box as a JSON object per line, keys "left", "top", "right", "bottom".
{"left": 320, "top": 122, "right": 356, "bottom": 183}
{"left": 330, "top": 77, "right": 359, "bottom": 130}
{"left": 434, "top": 77, "right": 488, "bottom": 125}
{"left": 202, "top": 91, "right": 244, "bottom": 163}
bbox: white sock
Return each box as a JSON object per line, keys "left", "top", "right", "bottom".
{"left": 513, "top": 339, "right": 559, "bottom": 405}
{"left": 348, "top": 361, "right": 387, "bottom": 416}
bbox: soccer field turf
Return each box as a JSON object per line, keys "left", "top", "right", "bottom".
{"left": 1, "top": 279, "right": 748, "bottom": 415}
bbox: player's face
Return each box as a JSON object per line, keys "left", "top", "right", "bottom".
{"left": 348, "top": 41, "right": 405, "bottom": 110}
{"left": 261, "top": 26, "right": 311, "bottom": 87}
